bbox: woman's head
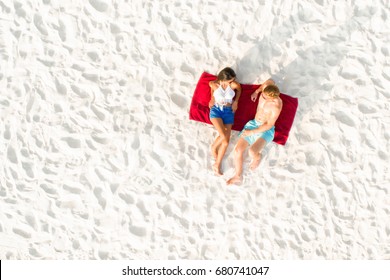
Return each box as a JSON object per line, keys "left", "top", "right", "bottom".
{"left": 217, "top": 67, "right": 236, "bottom": 82}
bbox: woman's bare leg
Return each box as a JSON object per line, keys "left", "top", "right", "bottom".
{"left": 211, "top": 135, "right": 221, "bottom": 159}
{"left": 210, "top": 118, "right": 231, "bottom": 175}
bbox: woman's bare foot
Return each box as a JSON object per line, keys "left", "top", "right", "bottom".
{"left": 226, "top": 175, "right": 241, "bottom": 185}
{"left": 213, "top": 164, "right": 223, "bottom": 176}
{"left": 250, "top": 154, "right": 262, "bottom": 170}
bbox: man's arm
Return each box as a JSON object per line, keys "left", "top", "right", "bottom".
{"left": 243, "top": 104, "right": 281, "bottom": 136}
{"left": 251, "top": 119, "right": 275, "bottom": 134}
{"left": 251, "top": 79, "right": 275, "bottom": 102}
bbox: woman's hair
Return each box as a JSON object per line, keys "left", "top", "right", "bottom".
{"left": 217, "top": 67, "right": 236, "bottom": 81}
{"left": 263, "top": 84, "right": 280, "bottom": 98}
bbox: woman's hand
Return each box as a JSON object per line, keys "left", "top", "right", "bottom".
{"left": 209, "top": 100, "right": 214, "bottom": 109}
{"left": 232, "top": 101, "right": 238, "bottom": 112}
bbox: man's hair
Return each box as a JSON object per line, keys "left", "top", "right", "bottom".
{"left": 263, "top": 84, "right": 280, "bottom": 98}
{"left": 217, "top": 67, "right": 236, "bottom": 81}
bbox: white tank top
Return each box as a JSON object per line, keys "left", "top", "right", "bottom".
{"left": 213, "top": 85, "right": 235, "bottom": 105}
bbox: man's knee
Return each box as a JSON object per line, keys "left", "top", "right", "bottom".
{"left": 249, "top": 145, "right": 262, "bottom": 157}
{"left": 234, "top": 144, "right": 246, "bottom": 155}
{"left": 249, "top": 150, "right": 260, "bottom": 158}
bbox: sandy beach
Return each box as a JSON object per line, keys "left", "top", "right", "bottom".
{"left": 0, "top": 0, "right": 389, "bottom": 259}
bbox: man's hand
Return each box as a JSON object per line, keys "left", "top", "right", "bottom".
{"left": 251, "top": 86, "right": 262, "bottom": 102}
{"left": 241, "top": 129, "right": 254, "bottom": 137}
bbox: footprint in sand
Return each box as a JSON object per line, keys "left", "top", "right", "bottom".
{"left": 14, "top": 3, "right": 26, "bottom": 18}
{"left": 87, "top": 51, "right": 100, "bottom": 62}
{"left": 13, "top": 226, "right": 32, "bottom": 239}
{"left": 142, "top": 78, "right": 153, "bottom": 92}
{"left": 136, "top": 200, "right": 150, "bottom": 217}
{"left": 358, "top": 103, "right": 376, "bottom": 114}
{"left": 335, "top": 111, "right": 356, "bottom": 127}
{"left": 33, "top": 14, "right": 48, "bottom": 36}
{"left": 151, "top": 152, "right": 165, "bottom": 168}
{"left": 171, "top": 93, "right": 187, "bottom": 108}
{"left": 115, "top": 35, "right": 125, "bottom": 52}
{"left": 7, "top": 146, "right": 18, "bottom": 164}
{"left": 40, "top": 184, "right": 57, "bottom": 195}
{"left": 272, "top": 225, "right": 283, "bottom": 237}
{"left": 54, "top": 77, "right": 67, "bottom": 95}
{"left": 129, "top": 225, "right": 147, "bottom": 237}
{"left": 58, "top": 19, "right": 67, "bottom": 42}
{"left": 305, "top": 187, "right": 317, "bottom": 200}
{"left": 133, "top": 176, "right": 152, "bottom": 187}
{"left": 25, "top": 214, "right": 37, "bottom": 230}
{"left": 4, "top": 124, "right": 11, "bottom": 140}
{"left": 89, "top": 0, "right": 109, "bottom": 12}
{"left": 29, "top": 248, "right": 42, "bottom": 258}
{"left": 93, "top": 187, "right": 106, "bottom": 209}
{"left": 61, "top": 137, "right": 81, "bottom": 148}
{"left": 110, "top": 23, "right": 121, "bottom": 34}
{"left": 338, "top": 66, "right": 358, "bottom": 80}
{"left": 90, "top": 105, "right": 105, "bottom": 121}
{"left": 118, "top": 192, "right": 135, "bottom": 204}
{"left": 71, "top": 85, "right": 88, "bottom": 98}
{"left": 22, "top": 162, "right": 34, "bottom": 178}
{"left": 82, "top": 72, "right": 99, "bottom": 82}
{"left": 180, "top": 63, "right": 196, "bottom": 76}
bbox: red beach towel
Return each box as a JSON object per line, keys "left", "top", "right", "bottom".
{"left": 189, "top": 72, "right": 298, "bottom": 145}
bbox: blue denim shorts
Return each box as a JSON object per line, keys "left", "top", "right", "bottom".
{"left": 209, "top": 105, "right": 234, "bottom": 124}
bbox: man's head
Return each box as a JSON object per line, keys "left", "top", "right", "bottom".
{"left": 263, "top": 84, "right": 280, "bottom": 98}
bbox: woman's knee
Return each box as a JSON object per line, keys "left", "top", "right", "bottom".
{"left": 221, "top": 137, "right": 229, "bottom": 147}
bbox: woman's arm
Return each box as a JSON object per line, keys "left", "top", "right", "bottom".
{"left": 209, "top": 81, "right": 217, "bottom": 108}
{"left": 232, "top": 81, "right": 242, "bottom": 112}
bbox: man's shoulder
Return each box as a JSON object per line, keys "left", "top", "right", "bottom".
{"left": 266, "top": 99, "right": 282, "bottom": 111}
{"left": 276, "top": 96, "right": 283, "bottom": 107}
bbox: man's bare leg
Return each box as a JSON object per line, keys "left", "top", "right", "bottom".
{"left": 227, "top": 138, "right": 248, "bottom": 185}
{"left": 250, "top": 153, "right": 262, "bottom": 170}
{"left": 249, "top": 138, "right": 266, "bottom": 170}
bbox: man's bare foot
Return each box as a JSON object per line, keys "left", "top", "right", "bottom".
{"left": 226, "top": 175, "right": 241, "bottom": 185}
{"left": 250, "top": 154, "right": 261, "bottom": 170}
{"left": 213, "top": 164, "right": 223, "bottom": 176}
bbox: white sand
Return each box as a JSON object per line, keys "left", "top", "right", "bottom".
{"left": 0, "top": 0, "right": 389, "bottom": 259}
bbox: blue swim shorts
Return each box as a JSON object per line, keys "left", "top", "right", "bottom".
{"left": 239, "top": 119, "right": 275, "bottom": 145}
{"left": 209, "top": 105, "right": 234, "bottom": 125}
